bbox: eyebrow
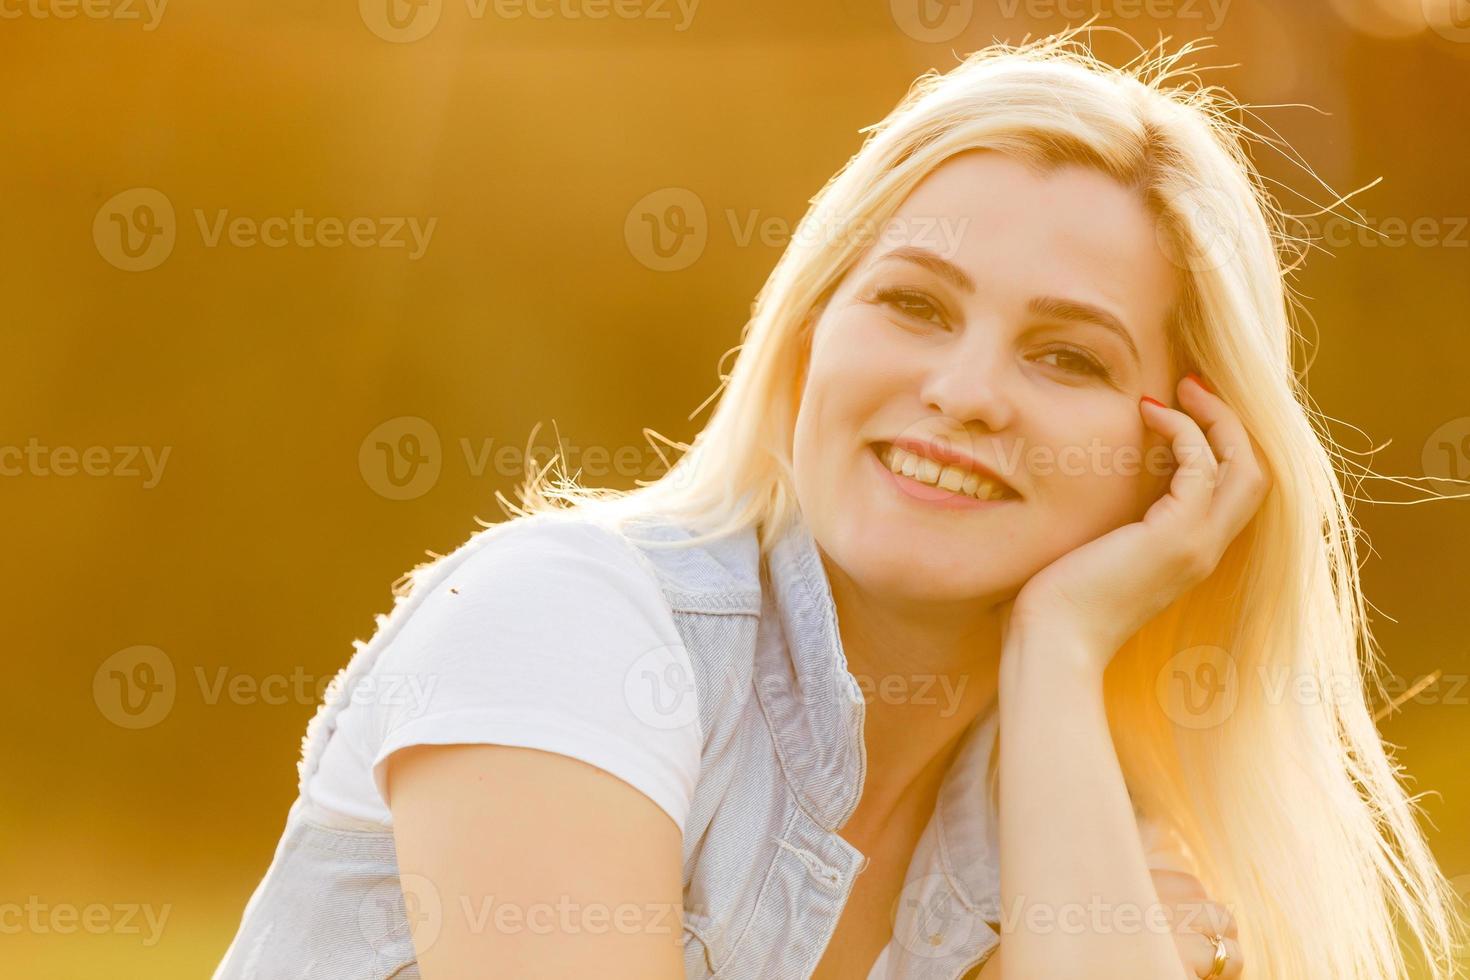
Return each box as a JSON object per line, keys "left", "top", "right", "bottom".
{"left": 874, "top": 245, "right": 1142, "bottom": 368}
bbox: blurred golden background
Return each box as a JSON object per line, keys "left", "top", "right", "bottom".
{"left": 2, "top": 0, "right": 1467, "bottom": 975}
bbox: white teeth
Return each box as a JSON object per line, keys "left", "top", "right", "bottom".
{"left": 878, "top": 444, "right": 1011, "bottom": 501}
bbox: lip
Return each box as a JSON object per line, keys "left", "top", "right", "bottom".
{"left": 867, "top": 443, "right": 1021, "bottom": 510}
{"left": 878, "top": 436, "right": 1021, "bottom": 498}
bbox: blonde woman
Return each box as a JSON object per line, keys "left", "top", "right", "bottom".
{"left": 214, "top": 26, "right": 1467, "bottom": 980}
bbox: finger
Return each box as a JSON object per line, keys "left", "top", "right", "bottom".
{"left": 1149, "top": 868, "right": 1207, "bottom": 907}
{"left": 1148, "top": 872, "right": 1237, "bottom": 938}
{"left": 1176, "top": 374, "right": 1273, "bottom": 543}
{"left": 1182, "top": 900, "right": 1238, "bottom": 940}
{"left": 1139, "top": 395, "right": 1220, "bottom": 526}
{"left": 1178, "top": 932, "right": 1243, "bottom": 979}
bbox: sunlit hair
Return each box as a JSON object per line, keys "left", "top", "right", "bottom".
{"left": 484, "top": 23, "right": 1466, "bottom": 979}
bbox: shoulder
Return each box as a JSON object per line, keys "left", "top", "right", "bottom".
{"left": 443, "top": 503, "right": 759, "bottom": 575}
{"left": 605, "top": 508, "right": 764, "bottom": 616}
{"left": 364, "top": 510, "right": 709, "bottom": 832}
{"left": 450, "top": 511, "right": 666, "bottom": 591}
{"left": 433, "top": 503, "right": 765, "bottom": 618}
{"left": 390, "top": 510, "right": 685, "bottom": 655}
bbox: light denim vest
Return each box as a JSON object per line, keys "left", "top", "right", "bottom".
{"left": 212, "top": 505, "right": 1006, "bottom": 980}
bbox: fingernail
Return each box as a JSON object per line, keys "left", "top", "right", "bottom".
{"left": 1185, "top": 371, "right": 1213, "bottom": 394}
{"left": 1140, "top": 395, "right": 1166, "bottom": 409}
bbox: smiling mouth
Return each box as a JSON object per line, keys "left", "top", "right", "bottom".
{"left": 871, "top": 442, "right": 1021, "bottom": 501}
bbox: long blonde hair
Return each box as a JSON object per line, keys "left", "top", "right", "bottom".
{"left": 492, "top": 24, "right": 1468, "bottom": 980}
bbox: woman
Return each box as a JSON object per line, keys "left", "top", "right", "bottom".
{"left": 214, "top": 26, "right": 1466, "bottom": 980}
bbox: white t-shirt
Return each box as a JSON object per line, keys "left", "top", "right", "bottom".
{"left": 309, "top": 514, "right": 1201, "bottom": 978}
{"left": 307, "top": 517, "right": 703, "bottom": 835}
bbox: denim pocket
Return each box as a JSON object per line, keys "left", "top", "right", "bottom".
{"left": 681, "top": 906, "right": 722, "bottom": 977}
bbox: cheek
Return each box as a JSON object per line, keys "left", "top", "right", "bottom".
{"left": 800, "top": 318, "right": 906, "bottom": 436}
{"left": 1033, "top": 422, "right": 1162, "bottom": 528}
{"left": 791, "top": 368, "right": 856, "bottom": 508}
{"left": 817, "top": 316, "right": 903, "bottom": 382}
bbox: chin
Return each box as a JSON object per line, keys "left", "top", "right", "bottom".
{"left": 838, "top": 539, "right": 1018, "bottom": 606}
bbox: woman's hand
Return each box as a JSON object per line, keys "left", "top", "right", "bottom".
{"left": 1006, "top": 373, "right": 1272, "bottom": 674}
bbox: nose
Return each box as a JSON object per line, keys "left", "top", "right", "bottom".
{"left": 917, "top": 327, "right": 1016, "bottom": 433}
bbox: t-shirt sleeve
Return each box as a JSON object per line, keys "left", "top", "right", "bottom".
{"left": 367, "top": 518, "right": 703, "bottom": 836}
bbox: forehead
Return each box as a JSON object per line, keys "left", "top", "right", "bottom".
{"left": 865, "top": 149, "right": 1180, "bottom": 366}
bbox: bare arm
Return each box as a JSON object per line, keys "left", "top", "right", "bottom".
{"left": 973, "top": 868, "right": 1238, "bottom": 979}
{"left": 977, "top": 378, "right": 1265, "bottom": 977}
{"left": 992, "top": 628, "right": 1202, "bottom": 979}
{"left": 387, "top": 743, "right": 688, "bottom": 979}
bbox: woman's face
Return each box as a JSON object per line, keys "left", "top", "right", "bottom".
{"left": 791, "top": 149, "right": 1183, "bottom": 608}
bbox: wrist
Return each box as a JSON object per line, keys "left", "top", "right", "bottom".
{"left": 999, "top": 622, "right": 1109, "bottom": 694}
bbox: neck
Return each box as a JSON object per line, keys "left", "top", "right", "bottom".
{"left": 821, "top": 551, "right": 1006, "bottom": 838}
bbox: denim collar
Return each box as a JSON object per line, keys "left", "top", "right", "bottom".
{"left": 762, "top": 509, "right": 1004, "bottom": 967}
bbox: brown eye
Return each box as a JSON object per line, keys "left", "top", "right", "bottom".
{"left": 873, "top": 287, "right": 947, "bottom": 327}
{"left": 1036, "top": 346, "right": 1110, "bottom": 380}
